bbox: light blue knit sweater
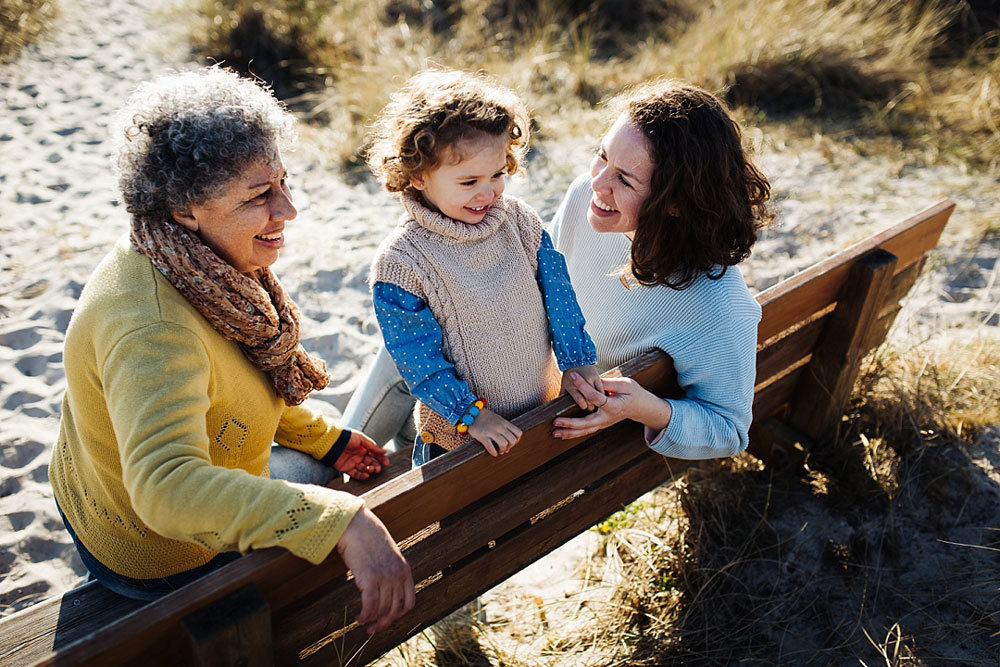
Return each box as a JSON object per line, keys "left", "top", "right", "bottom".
{"left": 549, "top": 174, "right": 761, "bottom": 459}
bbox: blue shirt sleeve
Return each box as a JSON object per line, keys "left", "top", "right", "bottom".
{"left": 536, "top": 230, "right": 598, "bottom": 370}
{"left": 372, "top": 282, "right": 478, "bottom": 424}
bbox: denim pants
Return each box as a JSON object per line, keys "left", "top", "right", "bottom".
{"left": 59, "top": 444, "right": 338, "bottom": 601}
{"left": 341, "top": 345, "right": 417, "bottom": 452}
{"left": 56, "top": 502, "right": 241, "bottom": 601}
{"left": 411, "top": 439, "right": 449, "bottom": 467}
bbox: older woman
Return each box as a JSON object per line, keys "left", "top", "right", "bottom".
{"left": 49, "top": 67, "right": 413, "bottom": 632}
{"left": 343, "top": 79, "right": 771, "bottom": 460}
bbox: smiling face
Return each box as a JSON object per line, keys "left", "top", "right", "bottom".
{"left": 409, "top": 132, "right": 509, "bottom": 225}
{"left": 587, "top": 114, "right": 655, "bottom": 239}
{"left": 171, "top": 151, "right": 297, "bottom": 274}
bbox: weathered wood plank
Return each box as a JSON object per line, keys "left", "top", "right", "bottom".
{"left": 272, "top": 417, "right": 658, "bottom": 660}
{"left": 0, "top": 582, "right": 146, "bottom": 666}
{"left": 788, "top": 248, "right": 898, "bottom": 439}
{"left": 179, "top": 583, "right": 272, "bottom": 667}
{"left": 756, "top": 200, "right": 953, "bottom": 342}
{"left": 751, "top": 366, "right": 807, "bottom": 425}
{"left": 301, "top": 439, "right": 689, "bottom": 666}
{"left": 755, "top": 313, "right": 827, "bottom": 386}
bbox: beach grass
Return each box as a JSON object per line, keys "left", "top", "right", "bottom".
{"left": 185, "top": 0, "right": 1000, "bottom": 169}
{"left": 0, "top": 0, "right": 58, "bottom": 63}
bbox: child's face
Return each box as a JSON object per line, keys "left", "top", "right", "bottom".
{"left": 410, "top": 133, "right": 508, "bottom": 225}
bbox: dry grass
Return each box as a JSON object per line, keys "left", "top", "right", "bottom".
{"left": 565, "top": 330, "right": 1000, "bottom": 666}
{"left": 0, "top": 0, "right": 58, "bottom": 63}
{"left": 184, "top": 0, "right": 1000, "bottom": 169}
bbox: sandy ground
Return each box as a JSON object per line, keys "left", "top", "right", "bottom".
{"left": 2, "top": 0, "right": 999, "bottom": 660}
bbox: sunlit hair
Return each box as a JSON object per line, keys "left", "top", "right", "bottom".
{"left": 114, "top": 66, "right": 296, "bottom": 226}
{"left": 615, "top": 80, "right": 772, "bottom": 289}
{"left": 366, "top": 68, "right": 530, "bottom": 193}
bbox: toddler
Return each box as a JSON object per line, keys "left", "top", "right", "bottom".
{"left": 366, "top": 69, "right": 603, "bottom": 466}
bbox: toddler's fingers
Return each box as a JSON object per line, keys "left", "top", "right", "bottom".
{"left": 572, "top": 372, "right": 604, "bottom": 400}
{"left": 482, "top": 439, "right": 499, "bottom": 457}
{"left": 566, "top": 384, "right": 589, "bottom": 410}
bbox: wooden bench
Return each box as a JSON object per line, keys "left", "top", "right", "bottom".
{"left": 0, "top": 199, "right": 955, "bottom": 666}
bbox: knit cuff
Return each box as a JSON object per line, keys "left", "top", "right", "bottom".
{"left": 320, "top": 429, "right": 353, "bottom": 467}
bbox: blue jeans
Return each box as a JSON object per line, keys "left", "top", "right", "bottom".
{"left": 341, "top": 345, "right": 417, "bottom": 452}
{"left": 56, "top": 502, "right": 241, "bottom": 601}
{"left": 411, "top": 440, "right": 449, "bottom": 467}
{"left": 59, "top": 445, "right": 337, "bottom": 601}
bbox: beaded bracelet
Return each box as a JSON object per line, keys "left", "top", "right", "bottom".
{"left": 456, "top": 398, "right": 486, "bottom": 434}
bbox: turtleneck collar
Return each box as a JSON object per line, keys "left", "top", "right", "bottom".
{"left": 400, "top": 188, "right": 505, "bottom": 244}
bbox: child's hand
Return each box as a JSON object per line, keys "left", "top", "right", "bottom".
{"left": 468, "top": 408, "right": 522, "bottom": 457}
{"left": 562, "top": 365, "right": 605, "bottom": 411}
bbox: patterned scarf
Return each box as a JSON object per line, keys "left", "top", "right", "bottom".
{"left": 130, "top": 216, "right": 329, "bottom": 406}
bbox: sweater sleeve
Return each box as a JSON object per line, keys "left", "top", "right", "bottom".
{"left": 536, "top": 230, "right": 597, "bottom": 370}
{"left": 645, "top": 309, "right": 759, "bottom": 459}
{"left": 372, "top": 281, "right": 479, "bottom": 424}
{"left": 103, "top": 322, "right": 362, "bottom": 565}
{"left": 276, "top": 404, "right": 353, "bottom": 467}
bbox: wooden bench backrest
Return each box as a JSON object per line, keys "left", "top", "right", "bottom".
{"left": 0, "top": 199, "right": 954, "bottom": 667}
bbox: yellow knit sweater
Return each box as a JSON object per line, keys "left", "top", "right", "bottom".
{"left": 50, "top": 237, "right": 363, "bottom": 579}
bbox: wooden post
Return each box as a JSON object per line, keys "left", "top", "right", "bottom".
{"left": 788, "top": 248, "right": 898, "bottom": 440}
{"left": 180, "top": 583, "right": 272, "bottom": 667}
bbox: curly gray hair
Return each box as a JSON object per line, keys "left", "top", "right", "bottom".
{"left": 114, "top": 67, "right": 296, "bottom": 226}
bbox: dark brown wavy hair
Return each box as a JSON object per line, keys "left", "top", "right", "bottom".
{"left": 620, "top": 80, "right": 772, "bottom": 289}
{"left": 366, "top": 69, "right": 530, "bottom": 193}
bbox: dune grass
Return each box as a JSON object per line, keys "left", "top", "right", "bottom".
{"left": 186, "top": 0, "right": 1000, "bottom": 169}
{"left": 572, "top": 329, "right": 1000, "bottom": 666}
{"left": 0, "top": 0, "right": 58, "bottom": 63}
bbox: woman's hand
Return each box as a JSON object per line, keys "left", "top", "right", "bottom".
{"left": 551, "top": 374, "right": 672, "bottom": 440}
{"left": 335, "top": 431, "right": 390, "bottom": 480}
{"left": 561, "top": 364, "right": 604, "bottom": 410}
{"left": 468, "top": 408, "right": 522, "bottom": 457}
{"left": 336, "top": 506, "right": 415, "bottom": 633}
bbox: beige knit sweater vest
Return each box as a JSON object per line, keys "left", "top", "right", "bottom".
{"left": 370, "top": 189, "right": 560, "bottom": 450}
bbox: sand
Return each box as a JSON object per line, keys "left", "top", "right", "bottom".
{"left": 2, "top": 0, "right": 998, "bottom": 654}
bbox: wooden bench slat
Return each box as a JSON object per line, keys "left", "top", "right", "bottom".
{"left": 756, "top": 200, "right": 953, "bottom": 342}
{"left": 788, "top": 249, "right": 897, "bottom": 438}
{"left": 297, "top": 441, "right": 688, "bottom": 666}
{"left": 0, "top": 584, "right": 145, "bottom": 665}
{"left": 755, "top": 313, "right": 826, "bottom": 387}
{"left": 272, "top": 417, "right": 658, "bottom": 656}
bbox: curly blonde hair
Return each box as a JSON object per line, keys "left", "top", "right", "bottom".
{"left": 366, "top": 69, "right": 530, "bottom": 193}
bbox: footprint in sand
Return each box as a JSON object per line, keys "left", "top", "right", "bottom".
{"left": 0, "top": 476, "right": 22, "bottom": 498}
{"left": 0, "top": 580, "right": 51, "bottom": 614}
{"left": 4, "top": 511, "right": 34, "bottom": 532}
{"left": 20, "top": 535, "right": 77, "bottom": 561}
{"left": 0, "top": 328, "right": 42, "bottom": 350}
{"left": 14, "top": 353, "right": 61, "bottom": 378}
{"left": 30, "top": 463, "right": 49, "bottom": 484}
{"left": 3, "top": 391, "right": 44, "bottom": 411}
{"left": 0, "top": 440, "right": 45, "bottom": 469}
